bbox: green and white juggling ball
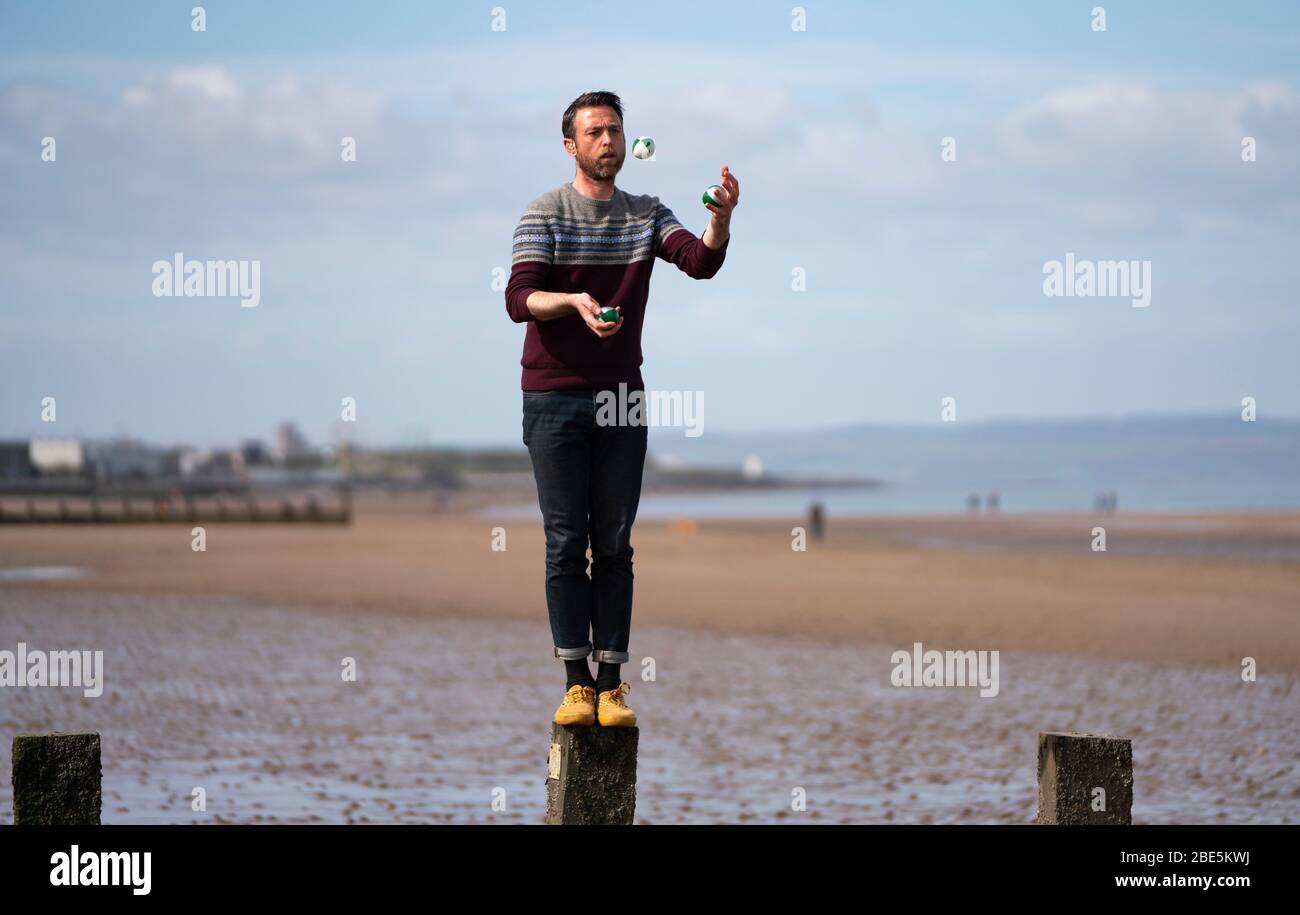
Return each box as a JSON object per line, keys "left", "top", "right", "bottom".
{"left": 599, "top": 307, "right": 619, "bottom": 323}
{"left": 632, "top": 137, "right": 655, "bottom": 159}
{"left": 702, "top": 185, "right": 724, "bottom": 206}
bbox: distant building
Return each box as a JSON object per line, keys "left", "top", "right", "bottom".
{"left": 0, "top": 441, "right": 36, "bottom": 479}
{"left": 179, "top": 447, "right": 242, "bottom": 480}
{"left": 178, "top": 448, "right": 210, "bottom": 478}
{"left": 158, "top": 447, "right": 184, "bottom": 477}
{"left": 335, "top": 437, "right": 354, "bottom": 470}
{"left": 29, "top": 438, "right": 85, "bottom": 476}
{"left": 741, "top": 454, "right": 764, "bottom": 481}
{"left": 272, "top": 422, "right": 312, "bottom": 464}
{"left": 85, "top": 438, "right": 169, "bottom": 481}
{"left": 240, "top": 439, "right": 269, "bottom": 467}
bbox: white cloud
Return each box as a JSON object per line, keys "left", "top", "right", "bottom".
{"left": 167, "top": 65, "right": 240, "bottom": 101}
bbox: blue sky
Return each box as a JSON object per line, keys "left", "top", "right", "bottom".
{"left": 2, "top": 1, "right": 1298, "bottom": 447}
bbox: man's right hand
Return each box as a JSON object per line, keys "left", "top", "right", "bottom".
{"left": 570, "top": 293, "right": 621, "bottom": 338}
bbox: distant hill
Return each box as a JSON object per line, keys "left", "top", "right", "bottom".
{"left": 647, "top": 413, "right": 1300, "bottom": 495}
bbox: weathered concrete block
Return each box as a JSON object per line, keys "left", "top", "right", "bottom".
{"left": 545, "top": 723, "right": 638, "bottom": 825}
{"left": 1037, "top": 730, "right": 1132, "bottom": 825}
{"left": 12, "top": 731, "right": 102, "bottom": 825}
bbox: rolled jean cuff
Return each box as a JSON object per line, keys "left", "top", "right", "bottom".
{"left": 591, "top": 648, "right": 629, "bottom": 664}
{"left": 554, "top": 642, "right": 593, "bottom": 660}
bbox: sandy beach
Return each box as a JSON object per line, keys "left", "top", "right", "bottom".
{"left": 3, "top": 500, "right": 1299, "bottom": 671}
{"left": 1, "top": 502, "right": 1298, "bottom": 823}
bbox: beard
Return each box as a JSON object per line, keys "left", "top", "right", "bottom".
{"left": 577, "top": 147, "right": 622, "bottom": 181}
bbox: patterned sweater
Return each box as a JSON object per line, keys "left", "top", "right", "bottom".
{"left": 505, "top": 181, "right": 729, "bottom": 391}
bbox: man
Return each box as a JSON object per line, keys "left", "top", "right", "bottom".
{"left": 504, "top": 90, "right": 739, "bottom": 727}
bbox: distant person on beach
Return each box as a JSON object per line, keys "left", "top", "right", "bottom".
{"left": 504, "top": 90, "right": 738, "bottom": 727}
{"left": 809, "top": 501, "right": 826, "bottom": 540}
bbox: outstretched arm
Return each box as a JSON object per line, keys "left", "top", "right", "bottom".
{"left": 655, "top": 166, "right": 739, "bottom": 279}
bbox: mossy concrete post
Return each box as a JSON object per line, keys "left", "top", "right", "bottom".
{"left": 12, "top": 731, "right": 102, "bottom": 825}
{"left": 545, "top": 723, "right": 638, "bottom": 825}
{"left": 1036, "top": 730, "right": 1132, "bottom": 825}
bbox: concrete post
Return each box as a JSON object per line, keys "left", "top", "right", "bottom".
{"left": 12, "top": 731, "right": 102, "bottom": 825}
{"left": 545, "top": 723, "right": 638, "bottom": 825}
{"left": 1036, "top": 730, "right": 1132, "bottom": 824}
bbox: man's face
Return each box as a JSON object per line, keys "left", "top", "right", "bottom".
{"left": 569, "top": 106, "right": 625, "bottom": 182}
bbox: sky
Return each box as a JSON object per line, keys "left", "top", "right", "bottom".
{"left": 1, "top": 0, "right": 1298, "bottom": 448}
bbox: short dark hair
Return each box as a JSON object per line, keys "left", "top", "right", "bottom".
{"left": 562, "top": 91, "right": 624, "bottom": 142}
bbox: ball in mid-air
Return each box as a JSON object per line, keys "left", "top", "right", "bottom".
{"left": 702, "top": 185, "right": 724, "bottom": 207}
{"left": 631, "top": 137, "right": 655, "bottom": 159}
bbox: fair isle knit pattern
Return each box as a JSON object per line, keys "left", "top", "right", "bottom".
{"left": 511, "top": 186, "right": 686, "bottom": 266}
{"left": 504, "top": 181, "right": 729, "bottom": 391}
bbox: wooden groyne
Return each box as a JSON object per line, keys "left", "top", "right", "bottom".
{"left": 0, "top": 487, "right": 351, "bottom": 524}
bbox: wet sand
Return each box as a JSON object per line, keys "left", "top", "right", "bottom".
{"left": 2, "top": 589, "right": 1295, "bottom": 824}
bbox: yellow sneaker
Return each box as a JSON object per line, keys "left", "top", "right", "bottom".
{"left": 554, "top": 684, "right": 596, "bottom": 726}
{"left": 596, "top": 681, "right": 637, "bottom": 727}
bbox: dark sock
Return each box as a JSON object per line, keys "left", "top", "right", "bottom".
{"left": 564, "top": 659, "right": 595, "bottom": 690}
{"left": 595, "top": 662, "right": 621, "bottom": 695}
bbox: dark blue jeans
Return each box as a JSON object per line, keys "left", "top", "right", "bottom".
{"left": 521, "top": 388, "right": 648, "bottom": 664}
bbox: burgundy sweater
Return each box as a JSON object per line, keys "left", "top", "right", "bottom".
{"left": 505, "top": 181, "right": 729, "bottom": 390}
